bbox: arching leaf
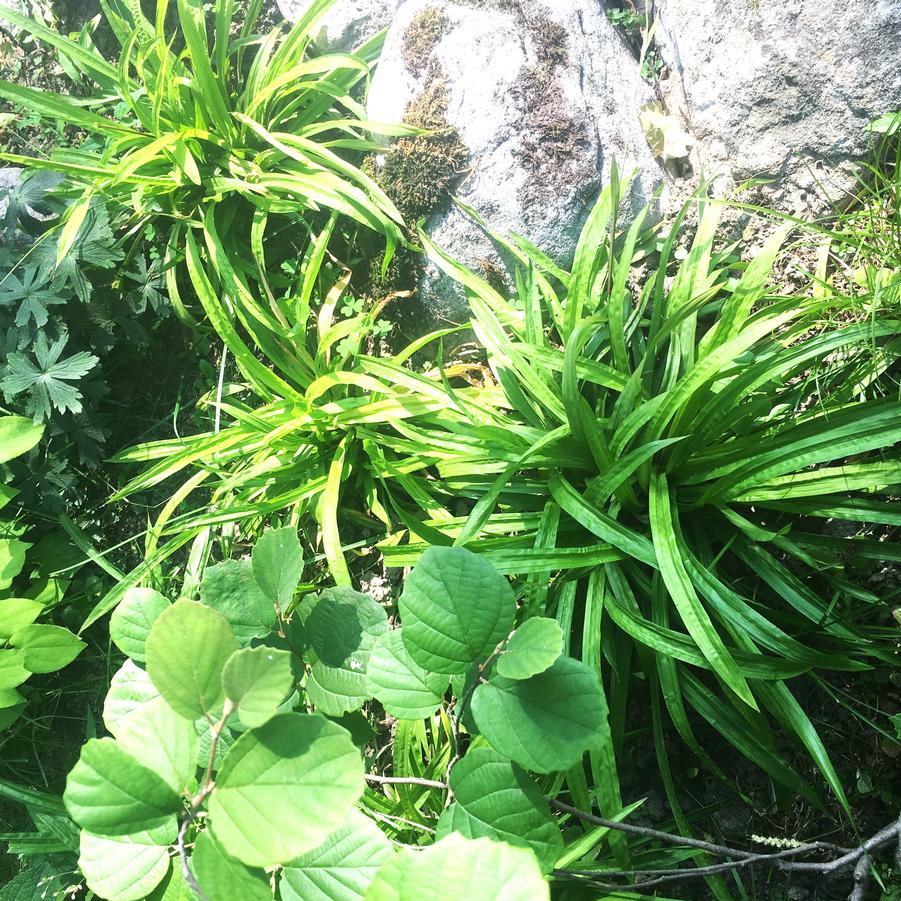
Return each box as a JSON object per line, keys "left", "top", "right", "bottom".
{"left": 64, "top": 739, "right": 180, "bottom": 835}
{"left": 252, "top": 526, "right": 303, "bottom": 607}
{"left": 302, "top": 588, "right": 388, "bottom": 716}
{"left": 191, "top": 829, "right": 272, "bottom": 901}
{"left": 280, "top": 810, "right": 393, "bottom": 901}
{"left": 110, "top": 588, "right": 170, "bottom": 663}
{"left": 495, "top": 618, "right": 563, "bottom": 681}
{"left": 79, "top": 823, "right": 174, "bottom": 901}
{"left": 222, "top": 646, "right": 294, "bottom": 728}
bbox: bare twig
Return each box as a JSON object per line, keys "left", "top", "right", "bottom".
{"left": 446, "top": 647, "right": 500, "bottom": 787}
{"left": 367, "top": 808, "right": 438, "bottom": 836}
{"left": 549, "top": 799, "right": 762, "bottom": 859}
{"left": 550, "top": 799, "right": 901, "bottom": 891}
{"left": 177, "top": 789, "right": 211, "bottom": 901}
{"left": 848, "top": 854, "right": 872, "bottom": 901}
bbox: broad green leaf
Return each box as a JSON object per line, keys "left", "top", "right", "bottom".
{"left": 117, "top": 697, "right": 199, "bottom": 794}
{"left": 252, "top": 526, "right": 303, "bottom": 607}
{"left": 280, "top": 810, "right": 393, "bottom": 901}
{"left": 64, "top": 739, "right": 180, "bottom": 836}
{"left": 145, "top": 600, "right": 237, "bottom": 720}
{"left": 0, "top": 538, "right": 29, "bottom": 590}
{"left": 103, "top": 660, "right": 160, "bottom": 737}
{"left": 0, "top": 648, "right": 28, "bottom": 690}
{"left": 222, "top": 646, "right": 294, "bottom": 728}
{"left": 436, "top": 748, "right": 562, "bottom": 873}
{"left": 495, "top": 618, "right": 563, "bottom": 680}
{"left": 0, "top": 415, "right": 43, "bottom": 463}
{"left": 195, "top": 715, "right": 238, "bottom": 771}
{"left": 146, "top": 865, "right": 195, "bottom": 901}
{"left": 365, "top": 833, "right": 549, "bottom": 901}
{"left": 302, "top": 588, "right": 388, "bottom": 716}
{"left": 399, "top": 546, "right": 515, "bottom": 674}
{"left": 201, "top": 559, "right": 278, "bottom": 643}
{"left": 366, "top": 629, "right": 448, "bottom": 720}
{"left": 110, "top": 588, "right": 170, "bottom": 662}
{"left": 10, "top": 624, "right": 85, "bottom": 674}
{"left": 0, "top": 699, "right": 25, "bottom": 729}
{"left": 471, "top": 656, "right": 605, "bottom": 773}
{"left": 208, "top": 712, "right": 363, "bottom": 866}
{"left": 191, "top": 829, "right": 271, "bottom": 901}
{"left": 0, "top": 686, "right": 24, "bottom": 708}
{"left": 0, "top": 598, "right": 42, "bottom": 639}
{"left": 79, "top": 824, "right": 174, "bottom": 901}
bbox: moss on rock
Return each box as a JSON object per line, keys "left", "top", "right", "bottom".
{"left": 360, "top": 10, "right": 471, "bottom": 309}
{"left": 377, "top": 80, "right": 469, "bottom": 223}
{"left": 402, "top": 5, "right": 448, "bottom": 77}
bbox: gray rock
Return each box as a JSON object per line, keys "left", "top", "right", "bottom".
{"left": 367, "top": 0, "right": 665, "bottom": 323}
{"left": 0, "top": 167, "right": 23, "bottom": 239}
{"left": 654, "top": 0, "right": 901, "bottom": 205}
{"left": 276, "top": 0, "right": 397, "bottom": 51}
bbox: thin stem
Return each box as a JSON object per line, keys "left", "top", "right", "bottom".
{"left": 446, "top": 646, "right": 500, "bottom": 786}
{"left": 550, "top": 799, "right": 901, "bottom": 890}
{"left": 365, "top": 774, "right": 447, "bottom": 790}
{"left": 177, "top": 703, "right": 235, "bottom": 900}
{"left": 549, "top": 799, "right": 759, "bottom": 859}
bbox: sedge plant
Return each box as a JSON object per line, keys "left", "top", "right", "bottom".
{"left": 367, "top": 169, "right": 901, "bottom": 823}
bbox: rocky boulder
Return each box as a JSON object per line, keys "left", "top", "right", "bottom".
{"left": 0, "top": 167, "right": 22, "bottom": 236}
{"left": 276, "top": 0, "right": 396, "bottom": 51}
{"left": 654, "top": 0, "right": 901, "bottom": 206}
{"left": 365, "top": 0, "right": 665, "bottom": 322}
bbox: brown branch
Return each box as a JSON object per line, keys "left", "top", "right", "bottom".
{"left": 177, "top": 791, "right": 210, "bottom": 901}
{"left": 177, "top": 703, "right": 235, "bottom": 901}
{"left": 550, "top": 799, "right": 901, "bottom": 892}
